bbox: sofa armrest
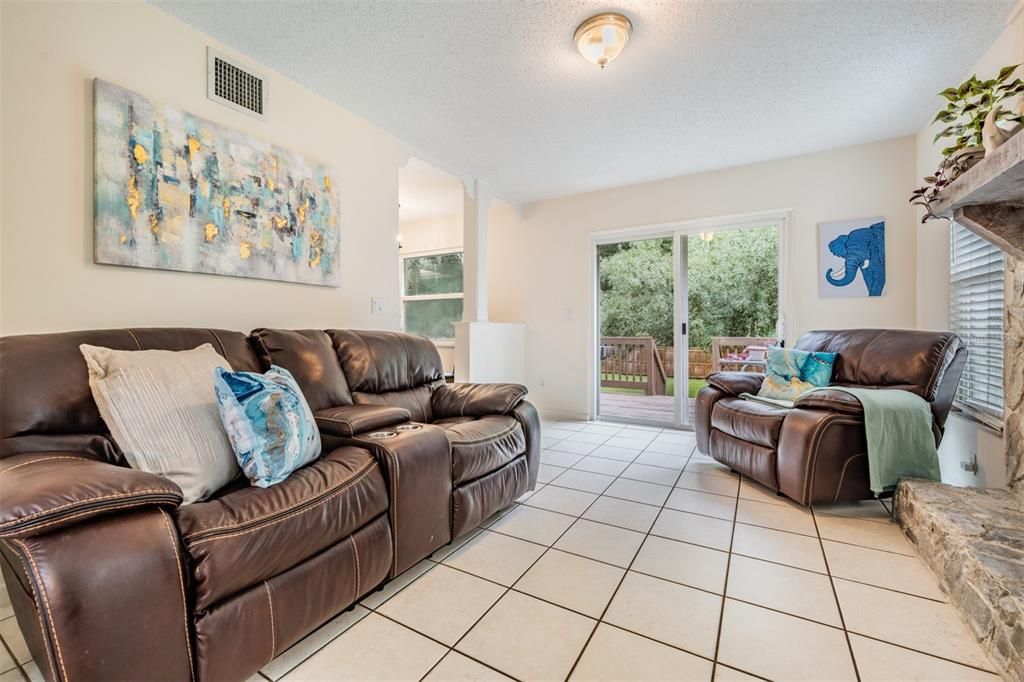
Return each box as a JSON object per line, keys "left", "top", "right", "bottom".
{"left": 314, "top": 405, "right": 411, "bottom": 436}
{"left": 431, "top": 383, "right": 528, "bottom": 419}
{"left": 706, "top": 372, "right": 765, "bottom": 396}
{"left": 794, "top": 389, "right": 864, "bottom": 417}
{"left": 0, "top": 453, "right": 182, "bottom": 538}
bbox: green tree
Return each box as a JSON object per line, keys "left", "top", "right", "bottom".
{"left": 686, "top": 227, "right": 778, "bottom": 348}
{"left": 598, "top": 227, "right": 778, "bottom": 349}
{"left": 599, "top": 238, "right": 674, "bottom": 345}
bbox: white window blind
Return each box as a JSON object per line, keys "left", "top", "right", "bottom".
{"left": 949, "top": 222, "right": 1004, "bottom": 427}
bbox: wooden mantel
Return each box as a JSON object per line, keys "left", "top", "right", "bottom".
{"left": 932, "top": 130, "right": 1024, "bottom": 261}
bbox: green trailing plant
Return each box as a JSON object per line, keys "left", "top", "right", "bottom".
{"left": 909, "top": 151, "right": 983, "bottom": 222}
{"left": 932, "top": 65, "right": 1023, "bottom": 156}
{"left": 910, "top": 64, "right": 1023, "bottom": 222}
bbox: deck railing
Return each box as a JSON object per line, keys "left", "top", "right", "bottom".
{"left": 600, "top": 336, "right": 668, "bottom": 396}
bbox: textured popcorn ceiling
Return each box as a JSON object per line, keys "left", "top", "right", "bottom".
{"left": 151, "top": 0, "right": 1017, "bottom": 203}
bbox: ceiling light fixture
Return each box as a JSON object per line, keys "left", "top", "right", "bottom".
{"left": 574, "top": 13, "right": 632, "bottom": 70}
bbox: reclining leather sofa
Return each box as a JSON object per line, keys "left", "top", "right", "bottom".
{"left": 0, "top": 327, "right": 539, "bottom": 682}
{"left": 695, "top": 329, "right": 966, "bottom": 505}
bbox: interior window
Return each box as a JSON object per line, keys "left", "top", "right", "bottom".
{"left": 949, "top": 222, "right": 1004, "bottom": 429}
{"left": 401, "top": 251, "right": 464, "bottom": 340}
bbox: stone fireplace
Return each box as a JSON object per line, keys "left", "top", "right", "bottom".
{"left": 896, "top": 130, "right": 1023, "bottom": 679}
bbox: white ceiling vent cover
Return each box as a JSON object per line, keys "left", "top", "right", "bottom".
{"left": 207, "top": 48, "right": 266, "bottom": 120}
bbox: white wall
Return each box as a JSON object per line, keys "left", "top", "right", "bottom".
{"left": 399, "top": 214, "right": 462, "bottom": 254}
{"left": 0, "top": 1, "right": 403, "bottom": 336}
{"left": 913, "top": 6, "right": 1023, "bottom": 487}
{"left": 490, "top": 137, "right": 918, "bottom": 417}
{"left": 398, "top": 213, "right": 463, "bottom": 372}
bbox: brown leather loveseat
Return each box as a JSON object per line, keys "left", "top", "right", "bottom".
{"left": 0, "top": 327, "right": 539, "bottom": 682}
{"left": 694, "top": 329, "right": 966, "bottom": 505}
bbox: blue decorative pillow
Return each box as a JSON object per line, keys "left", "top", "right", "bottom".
{"left": 757, "top": 347, "right": 837, "bottom": 401}
{"left": 213, "top": 365, "right": 321, "bottom": 488}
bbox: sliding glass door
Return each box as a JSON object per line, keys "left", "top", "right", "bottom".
{"left": 593, "top": 215, "right": 784, "bottom": 429}
{"left": 596, "top": 237, "right": 676, "bottom": 427}
{"left": 675, "top": 223, "right": 782, "bottom": 427}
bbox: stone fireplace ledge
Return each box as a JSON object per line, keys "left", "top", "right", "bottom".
{"left": 895, "top": 479, "right": 1024, "bottom": 679}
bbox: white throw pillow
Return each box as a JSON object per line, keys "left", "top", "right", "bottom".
{"left": 80, "top": 343, "right": 240, "bottom": 503}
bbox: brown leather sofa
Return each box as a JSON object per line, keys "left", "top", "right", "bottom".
{"left": 0, "top": 327, "right": 539, "bottom": 682}
{"left": 695, "top": 329, "right": 966, "bottom": 505}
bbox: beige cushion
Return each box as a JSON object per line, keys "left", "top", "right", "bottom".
{"left": 80, "top": 343, "right": 240, "bottom": 503}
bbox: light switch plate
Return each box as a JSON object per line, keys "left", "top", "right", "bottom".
{"left": 371, "top": 297, "right": 385, "bottom": 315}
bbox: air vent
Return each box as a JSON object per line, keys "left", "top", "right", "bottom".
{"left": 207, "top": 48, "right": 266, "bottom": 120}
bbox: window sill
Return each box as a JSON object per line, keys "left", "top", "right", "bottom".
{"left": 951, "top": 404, "right": 1003, "bottom": 435}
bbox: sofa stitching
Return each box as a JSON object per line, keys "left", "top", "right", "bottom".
{"left": 364, "top": 439, "right": 401, "bottom": 573}
{"left": 350, "top": 535, "right": 361, "bottom": 597}
{"left": 11, "top": 539, "right": 67, "bottom": 682}
{"left": 500, "top": 389, "right": 526, "bottom": 414}
{"left": 185, "top": 463, "right": 377, "bottom": 542}
{"left": 0, "top": 456, "right": 85, "bottom": 476}
{"left": 396, "top": 333, "right": 415, "bottom": 392}
{"left": 358, "top": 336, "right": 378, "bottom": 394}
{"left": 4, "top": 499, "right": 170, "bottom": 537}
{"left": 832, "top": 453, "right": 867, "bottom": 504}
{"left": 207, "top": 329, "right": 228, "bottom": 359}
{"left": 411, "top": 386, "right": 430, "bottom": 423}
{"left": 126, "top": 328, "right": 144, "bottom": 350}
{"left": 924, "top": 335, "right": 955, "bottom": 400}
{"left": 158, "top": 509, "right": 195, "bottom": 681}
{"left": 800, "top": 414, "right": 861, "bottom": 502}
{"left": 253, "top": 334, "right": 273, "bottom": 368}
{"left": 0, "top": 489, "right": 180, "bottom": 529}
{"left": 9, "top": 541, "right": 61, "bottom": 682}
{"left": 388, "top": 449, "right": 400, "bottom": 571}
{"left": 315, "top": 416, "right": 355, "bottom": 434}
{"left": 447, "top": 423, "right": 520, "bottom": 446}
{"left": 264, "top": 582, "right": 277, "bottom": 659}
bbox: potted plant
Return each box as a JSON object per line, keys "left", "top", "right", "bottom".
{"left": 911, "top": 64, "right": 1023, "bottom": 222}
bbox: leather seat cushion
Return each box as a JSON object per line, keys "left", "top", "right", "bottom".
{"left": 435, "top": 415, "right": 526, "bottom": 484}
{"left": 710, "top": 397, "right": 788, "bottom": 449}
{"left": 175, "top": 445, "right": 388, "bottom": 610}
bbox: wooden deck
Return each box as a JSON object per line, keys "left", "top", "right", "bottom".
{"left": 599, "top": 392, "right": 695, "bottom": 425}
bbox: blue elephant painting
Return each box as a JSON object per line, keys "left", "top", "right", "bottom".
{"left": 819, "top": 218, "right": 886, "bottom": 298}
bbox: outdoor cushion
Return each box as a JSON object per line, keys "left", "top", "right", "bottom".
{"left": 175, "top": 445, "right": 387, "bottom": 610}
{"left": 435, "top": 415, "right": 527, "bottom": 484}
{"left": 711, "top": 397, "right": 789, "bottom": 449}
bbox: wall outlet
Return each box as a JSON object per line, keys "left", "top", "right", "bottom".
{"left": 370, "top": 297, "right": 385, "bottom": 315}
{"left": 961, "top": 452, "right": 979, "bottom": 474}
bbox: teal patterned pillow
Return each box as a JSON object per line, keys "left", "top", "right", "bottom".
{"left": 213, "top": 365, "right": 321, "bottom": 488}
{"left": 758, "top": 348, "right": 837, "bottom": 401}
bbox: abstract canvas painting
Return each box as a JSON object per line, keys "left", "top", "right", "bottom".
{"left": 94, "top": 79, "right": 340, "bottom": 287}
{"left": 818, "top": 216, "right": 886, "bottom": 298}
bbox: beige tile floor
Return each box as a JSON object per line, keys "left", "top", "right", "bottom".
{"left": 0, "top": 419, "right": 1002, "bottom": 682}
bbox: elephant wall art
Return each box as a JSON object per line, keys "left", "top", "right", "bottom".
{"left": 818, "top": 217, "right": 886, "bottom": 298}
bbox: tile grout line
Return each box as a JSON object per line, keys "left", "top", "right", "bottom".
{"left": 707, "top": 469, "right": 743, "bottom": 681}
{"left": 0, "top": 628, "right": 29, "bottom": 682}
{"left": 810, "top": 506, "right": 862, "bottom": 682}
{"left": 436, "top": 529, "right": 947, "bottom": 634}
{"left": 563, "top": 442, "right": 696, "bottom": 680}
{"left": 414, "top": 423, "right": 670, "bottom": 681}
{"left": 271, "top": 420, "right": 982, "bottom": 681}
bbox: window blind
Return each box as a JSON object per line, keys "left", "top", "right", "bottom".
{"left": 949, "top": 222, "right": 1004, "bottom": 427}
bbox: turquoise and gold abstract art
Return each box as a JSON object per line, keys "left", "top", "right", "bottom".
{"left": 94, "top": 79, "right": 340, "bottom": 286}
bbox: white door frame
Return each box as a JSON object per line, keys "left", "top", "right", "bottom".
{"left": 587, "top": 208, "right": 792, "bottom": 428}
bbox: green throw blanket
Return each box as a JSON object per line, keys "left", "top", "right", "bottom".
{"left": 741, "top": 386, "right": 940, "bottom": 495}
